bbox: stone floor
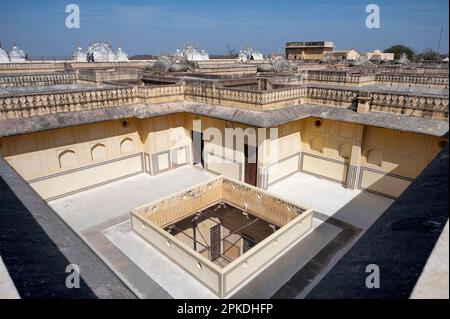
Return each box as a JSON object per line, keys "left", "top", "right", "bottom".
{"left": 48, "top": 167, "right": 394, "bottom": 299}
{"left": 411, "top": 221, "right": 449, "bottom": 299}
{"left": 0, "top": 256, "right": 20, "bottom": 299}
{"left": 305, "top": 146, "right": 449, "bottom": 299}
{"left": 49, "top": 166, "right": 216, "bottom": 298}
{"left": 268, "top": 172, "right": 394, "bottom": 229}
{"left": 50, "top": 166, "right": 216, "bottom": 232}
{"left": 268, "top": 172, "right": 394, "bottom": 298}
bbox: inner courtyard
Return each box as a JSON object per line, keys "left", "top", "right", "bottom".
{"left": 0, "top": 43, "right": 448, "bottom": 299}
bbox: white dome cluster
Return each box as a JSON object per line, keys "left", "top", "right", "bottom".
{"left": 0, "top": 47, "right": 9, "bottom": 63}
{"left": 73, "top": 46, "right": 86, "bottom": 62}
{"left": 176, "top": 44, "right": 209, "bottom": 61}
{"left": 0, "top": 41, "right": 28, "bottom": 63}
{"left": 238, "top": 47, "right": 264, "bottom": 62}
{"left": 73, "top": 42, "right": 129, "bottom": 62}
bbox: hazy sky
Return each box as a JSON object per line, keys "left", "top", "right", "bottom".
{"left": 0, "top": 0, "right": 448, "bottom": 57}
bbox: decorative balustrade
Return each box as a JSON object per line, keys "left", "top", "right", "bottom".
{"left": 136, "top": 85, "right": 185, "bottom": 103}
{"left": 370, "top": 92, "right": 449, "bottom": 119}
{"left": 0, "top": 73, "right": 78, "bottom": 88}
{"left": 377, "top": 66, "right": 449, "bottom": 76}
{"left": 305, "top": 86, "right": 359, "bottom": 107}
{"left": 0, "top": 75, "right": 448, "bottom": 121}
{"left": 305, "top": 70, "right": 376, "bottom": 85}
{"left": 0, "top": 61, "right": 151, "bottom": 74}
{"left": 184, "top": 82, "right": 306, "bottom": 110}
{"left": 0, "top": 86, "right": 136, "bottom": 120}
{"left": 375, "top": 74, "right": 449, "bottom": 87}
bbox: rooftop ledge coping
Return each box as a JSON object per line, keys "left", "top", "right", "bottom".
{"left": 0, "top": 101, "right": 448, "bottom": 138}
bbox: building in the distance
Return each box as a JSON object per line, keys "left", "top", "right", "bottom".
{"left": 365, "top": 49, "right": 395, "bottom": 62}
{"left": 324, "top": 49, "right": 360, "bottom": 62}
{"left": 285, "top": 41, "right": 334, "bottom": 60}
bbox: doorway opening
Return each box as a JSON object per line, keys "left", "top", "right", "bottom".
{"left": 244, "top": 143, "right": 258, "bottom": 186}
{"left": 192, "top": 130, "right": 204, "bottom": 168}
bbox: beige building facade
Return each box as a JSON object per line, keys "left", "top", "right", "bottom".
{"left": 0, "top": 112, "right": 445, "bottom": 201}
{"left": 285, "top": 41, "right": 335, "bottom": 60}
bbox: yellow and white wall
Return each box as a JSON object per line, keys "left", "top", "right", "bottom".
{"left": 0, "top": 113, "right": 445, "bottom": 201}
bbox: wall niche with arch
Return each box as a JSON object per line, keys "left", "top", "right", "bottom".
{"left": 91, "top": 143, "right": 107, "bottom": 162}
{"left": 59, "top": 150, "right": 77, "bottom": 169}
{"left": 120, "top": 137, "right": 134, "bottom": 154}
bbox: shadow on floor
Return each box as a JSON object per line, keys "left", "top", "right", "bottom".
{"left": 0, "top": 176, "right": 97, "bottom": 298}
{"left": 303, "top": 146, "right": 449, "bottom": 299}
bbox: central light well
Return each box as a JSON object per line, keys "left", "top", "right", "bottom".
{"left": 131, "top": 177, "right": 314, "bottom": 298}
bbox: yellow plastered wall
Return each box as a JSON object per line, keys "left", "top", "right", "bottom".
{"left": 300, "top": 118, "right": 363, "bottom": 184}
{"left": 0, "top": 114, "right": 445, "bottom": 200}
{"left": 140, "top": 114, "right": 192, "bottom": 173}
{"left": 259, "top": 121, "right": 302, "bottom": 186}
{"left": 184, "top": 114, "right": 260, "bottom": 182}
{"left": 0, "top": 119, "right": 143, "bottom": 200}
{"left": 360, "top": 126, "right": 443, "bottom": 197}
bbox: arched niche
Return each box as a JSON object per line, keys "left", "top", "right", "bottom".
{"left": 120, "top": 138, "right": 134, "bottom": 154}
{"left": 91, "top": 143, "right": 107, "bottom": 161}
{"left": 59, "top": 150, "right": 77, "bottom": 169}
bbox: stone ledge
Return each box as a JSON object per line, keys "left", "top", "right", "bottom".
{"left": 0, "top": 101, "right": 448, "bottom": 138}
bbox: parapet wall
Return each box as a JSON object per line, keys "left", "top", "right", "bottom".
{"left": 0, "top": 79, "right": 448, "bottom": 121}
{"left": 0, "top": 73, "right": 77, "bottom": 88}
{"left": 0, "top": 61, "right": 150, "bottom": 74}
{"left": 305, "top": 69, "right": 449, "bottom": 88}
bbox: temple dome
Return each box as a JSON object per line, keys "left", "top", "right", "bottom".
{"left": 9, "top": 42, "right": 27, "bottom": 62}
{"left": 73, "top": 46, "right": 87, "bottom": 62}
{"left": 178, "top": 45, "right": 209, "bottom": 61}
{"left": 87, "top": 42, "right": 116, "bottom": 62}
{"left": 115, "top": 47, "right": 129, "bottom": 62}
{"left": 0, "top": 46, "right": 10, "bottom": 63}
{"left": 238, "top": 47, "right": 264, "bottom": 62}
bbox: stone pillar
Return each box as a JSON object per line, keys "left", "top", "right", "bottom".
{"left": 346, "top": 125, "right": 364, "bottom": 189}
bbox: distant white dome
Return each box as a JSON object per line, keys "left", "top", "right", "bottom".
{"left": 175, "top": 49, "right": 184, "bottom": 57}
{"left": 200, "top": 49, "right": 209, "bottom": 60}
{"left": 73, "top": 46, "right": 87, "bottom": 62}
{"left": 87, "top": 42, "right": 116, "bottom": 62}
{"left": 115, "top": 47, "right": 129, "bottom": 62}
{"left": 9, "top": 42, "right": 27, "bottom": 62}
{"left": 0, "top": 47, "right": 10, "bottom": 63}
{"left": 373, "top": 49, "right": 381, "bottom": 54}
{"left": 238, "top": 50, "right": 248, "bottom": 62}
{"left": 178, "top": 45, "right": 209, "bottom": 61}
{"left": 238, "top": 47, "right": 264, "bottom": 62}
